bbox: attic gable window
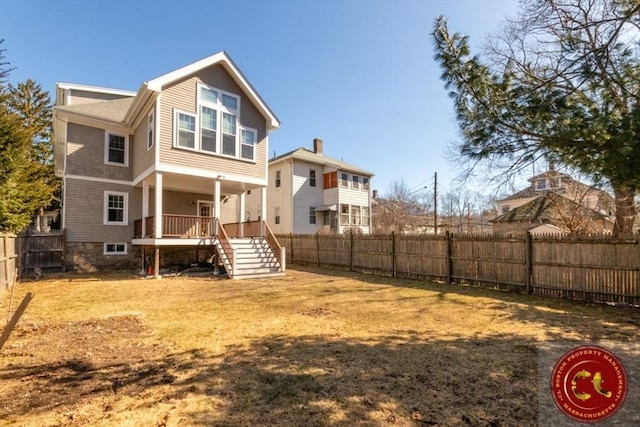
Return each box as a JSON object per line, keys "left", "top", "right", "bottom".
{"left": 536, "top": 180, "right": 546, "bottom": 190}
{"left": 173, "top": 83, "right": 255, "bottom": 161}
{"left": 176, "top": 111, "right": 196, "bottom": 149}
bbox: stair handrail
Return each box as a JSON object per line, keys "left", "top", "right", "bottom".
{"left": 262, "top": 220, "right": 283, "bottom": 265}
{"left": 217, "top": 219, "right": 234, "bottom": 272}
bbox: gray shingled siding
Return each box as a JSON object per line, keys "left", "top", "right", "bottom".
{"left": 64, "top": 178, "right": 141, "bottom": 243}
{"left": 67, "top": 123, "right": 133, "bottom": 181}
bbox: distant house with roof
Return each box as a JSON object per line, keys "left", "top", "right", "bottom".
{"left": 247, "top": 138, "right": 373, "bottom": 234}
{"left": 492, "top": 166, "right": 615, "bottom": 234}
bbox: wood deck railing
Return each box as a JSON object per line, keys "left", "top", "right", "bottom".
{"left": 134, "top": 215, "right": 215, "bottom": 238}
{"left": 223, "top": 220, "right": 262, "bottom": 238}
{"left": 217, "top": 219, "right": 234, "bottom": 269}
{"left": 263, "top": 220, "right": 282, "bottom": 265}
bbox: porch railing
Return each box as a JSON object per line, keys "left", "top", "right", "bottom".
{"left": 217, "top": 219, "right": 234, "bottom": 271}
{"left": 134, "top": 215, "right": 215, "bottom": 238}
{"left": 223, "top": 220, "right": 262, "bottom": 238}
{"left": 263, "top": 220, "right": 283, "bottom": 265}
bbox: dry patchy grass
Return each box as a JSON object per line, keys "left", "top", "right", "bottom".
{"left": 1, "top": 265, "right": 639, "bottom": 426}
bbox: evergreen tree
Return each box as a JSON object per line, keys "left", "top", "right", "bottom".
{"left": 432, "top": 0, "right": 640, "bottom": 236}
{"left": 0, "top": 41, "right": 57, "bottom": 233}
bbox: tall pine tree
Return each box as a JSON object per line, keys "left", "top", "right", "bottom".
{"left": 433, "top": 0, "right": 640, "bottom": 236}
{"left": 0, "top": 40, "right": 57, "bottom": 233}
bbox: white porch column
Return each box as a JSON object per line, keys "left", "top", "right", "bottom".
{"left": 260, "top": 186, "right": 267, "bottom": 221}
{"left": 214, "top": 179, "right": 221, "bottom": 222}
{"left": 260, "top": 186, "right": 267, "bottom": 236}
{"left": 239, "top": 192, "right": 246, "bottom": 222}
{"left": 154, "top": 172, "right": 163, "bottom": 238}
{"left": 142, "top": 179, "right": 149, "bottom": 236}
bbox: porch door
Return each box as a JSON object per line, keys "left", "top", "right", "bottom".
{"left": 197, "top": 201, "right": 214, "bottom": 236}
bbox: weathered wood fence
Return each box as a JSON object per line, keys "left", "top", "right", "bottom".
{"left": 277, "top": 232, "right": 640, "bottom": 306}
{"left": 1, "top": 235, "right": 19, "bottom": 292}
{"left": 18, "top": 230, "right": 65, "bottom": 275}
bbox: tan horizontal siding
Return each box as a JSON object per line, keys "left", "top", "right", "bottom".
{"left": 158, "top": 64, "right": 267, "bottom": 180}
{"left": 66, "top": 122, "right": 133, "bottom": 181}
{"left": 132, "top": 104, "right": 155, "bottom": 179}
{"left": 69, "top": 89, "right": 131, "bottom": 105}
{"left": 65, "top": 178, "right": 140, "bottom": 243}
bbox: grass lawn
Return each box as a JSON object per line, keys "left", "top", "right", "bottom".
{"left": 1, "top": 265, "right": 639, "bottom": 426}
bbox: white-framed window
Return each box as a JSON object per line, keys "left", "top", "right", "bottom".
{"left": 222, "top": 112, "right": 237, "bottom": 156}
{"left": 103, "top": 191, "right": 128, "bottom": 225}
{"left": 340, "top": 172, "right": 349, "bottom": 188}
{"left": 362, "top": 207, "right": 370, "bottom": 226}
{"left": 172, "top": 84, "right": 252, "bottom": 161}
{"left": 200, "top": 105, "right": 217, "bottom": 153}
{"left": 104, "top": 132, "right": 128, "bottom": 166}
{"left": 536, "top": 180, "right": 546, "bottom": 190}
{"left": 274, "top": 207, "right": 281, "bottom": 225}
{"left": 309, "top": 169, "right": 317, "bottom": 187}
{"left": 502, "top": 205, "right": 510, "bottom": 214}
{"left": 352, "top": 175, "right": 360, "bottom": 190}
{"left": 275, "top": 170, "right": 281, "bottom": 188}
{"left": 175, "top": 110, "right": 196, "bottom": 149}
{"left": 147, "top": 110, "right": 155, "bottom": 149}
{"left": 362, "top": 176, "right": 370, "bottom": 191}
{"left": 340, "top": 204, "right": 349, "bottom": 225}
{"left": 351, "top": 205, "right": 361, "bottom": 225}
{"left": 104, "top": 243, "right": 127, "bottom": 255}
{"left": 309, "top": 207, "right": 316, "bottom": 224}
{"left": 241, "top": 128, "right": 256, "bottom": 160}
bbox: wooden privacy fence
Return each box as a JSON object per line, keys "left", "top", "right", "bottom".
{"left": 1, "top": 234, "right": 19, "bottom": 291}
{"left": 19, "top": 231, "right": 65, "bottom": 274}
{"left": 277, "top": 232, "right": 640, "bottom": 306}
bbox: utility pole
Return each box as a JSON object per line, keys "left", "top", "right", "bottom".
{"left": 433, "top": 172, "right": 438, "bottom": 235}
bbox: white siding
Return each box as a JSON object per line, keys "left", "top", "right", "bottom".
{"left": 265, "top": 161, "right": 293, "bottom": 234}
{"left": 292, "top": 161, "right": 324, "bottom": 234}
{"left": 337, "top": 176, "right": 371, "bottom": 234}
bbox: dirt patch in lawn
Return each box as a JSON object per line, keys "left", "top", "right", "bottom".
{"left": 1, "top": 267, "right": 640, "bottom": 426}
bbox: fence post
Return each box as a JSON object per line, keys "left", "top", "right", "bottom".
{"left": 2, "top": 235, "right": 8, "bottom": 291}
{"left": 290, "top": 233, "right": 294, "bottom": 263}
{"left": 445, "top": 231, "right": 452, "bottom": 284}
{"left": 525, "top": 231, "right": 533, "bottom": 294}
{"left": 350, "top": 230, "right": 354, "bottom": 272}
{"left": 316, "top": 233, "right": 320, "bottom": 267}
{"left": 391, "top": 232, "right": 396, "bottom": 278}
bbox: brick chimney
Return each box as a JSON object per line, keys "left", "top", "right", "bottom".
{"left": 313, "top": 138, "right": 323, "bottom": 154}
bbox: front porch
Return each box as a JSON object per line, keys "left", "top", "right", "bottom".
{"left": 132, "top": 216, "right": 285, "bottom": 279}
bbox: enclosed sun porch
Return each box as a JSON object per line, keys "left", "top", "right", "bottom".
{"left": 131, "top": 171, "right": 285, "bottom": 279}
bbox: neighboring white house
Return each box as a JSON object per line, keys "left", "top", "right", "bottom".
{"left": 247, "top": 138, "right": 374, "bottom": 234}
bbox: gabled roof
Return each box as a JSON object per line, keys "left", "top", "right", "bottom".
{"left": 526, "top": 170, "right": 571, "bottom": 183}
{"left": 55, "top": 51, "right": 280, "bottom": 131}
{"left": 55, "top": 97, "right": 135, "bottom": 124}
{"left": 492, "top": 192, "right": 609, "bottom": 224}
{"left": 125, "top": 51, "right": 280, "bottom": 130}
{"left": 270, "top": 147, "right": 374, "bottom": 176}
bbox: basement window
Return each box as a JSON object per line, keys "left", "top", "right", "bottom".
{"left": 104, "top": 243, "right": 127, "bottom": 255}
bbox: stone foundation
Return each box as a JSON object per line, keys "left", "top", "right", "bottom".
{"left": 66, "top": 242, "right": 140, "bottom": 272}
{"left": 66, "top": 243, "right": 219, "bottom": 273}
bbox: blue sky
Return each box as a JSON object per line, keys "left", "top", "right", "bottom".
{"left": 2, "top": 0, "right": 522, "bottom": 196}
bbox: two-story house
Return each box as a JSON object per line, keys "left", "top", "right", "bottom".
{"left": 492, "top": 165, "right": 615, "bottom": 234}
{"left": 247, "top": 139, "right": 373, "bottom": 234}
{"left": 53, "top": 52, "right": 285, "bottom": 278}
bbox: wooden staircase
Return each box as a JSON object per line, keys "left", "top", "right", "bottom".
{"left": 214, "top": 237, "right": 285, "bottom": 279}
